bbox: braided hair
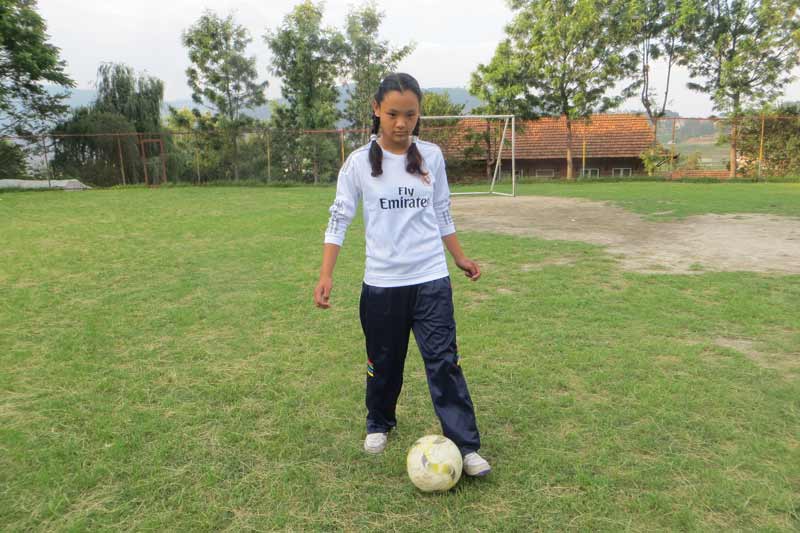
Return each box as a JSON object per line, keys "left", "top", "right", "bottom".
{"left": 369, "top": 73, "right": 427, "bottom": 181}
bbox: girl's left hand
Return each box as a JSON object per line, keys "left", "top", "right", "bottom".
{"left": 455, "top": 257, "right": 481, "bottom": 281}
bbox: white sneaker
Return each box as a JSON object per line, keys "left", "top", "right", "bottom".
{"left": 463, "top": 452, "right": 492, "bottom": 476}
{"left": 364, "top": 432, "right": 388, "bottom": 454}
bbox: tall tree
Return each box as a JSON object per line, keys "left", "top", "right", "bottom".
{"left": 51, "top": 64, "right": 165, "bottom": 185}
{"left": 341, "top": 2, "right": 414, "bottom": 139}
{"left": 0, "top": 0, "right": 73, "bottom": 136}
{"left": 265, "top": 0, "right": 345, "bottom": 183}
{"left": 629, "top": 0, "right": 684, "bottom": 123}
{"left": 94, "top": 62, "right": 164, "bottom": 133}
{"left": 470, "top": 0, "right": 638, "bottom": 179}
{"left": 679, "top": 0, "right": 800, "bottom": 177}
{"left": 182, "top": 11, "right": 268, "bottom": 180}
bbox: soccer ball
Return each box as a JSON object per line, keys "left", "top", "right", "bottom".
{"left": 406, "top": 435, "right": 463, "bottom": 492}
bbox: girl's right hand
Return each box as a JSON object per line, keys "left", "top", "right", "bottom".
{"left": 314, "top": 277, "right": 333, "bottom": 309}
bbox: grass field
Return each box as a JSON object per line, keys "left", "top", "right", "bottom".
{"left": 2, "top": 183, "right": 799, "bottom": 531}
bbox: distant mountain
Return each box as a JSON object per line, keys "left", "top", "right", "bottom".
{"left": 43, "top": 85, "right": 485, "bottom": 124}
{"left": 46, "top": 85, "right": 95, "bottom": 109}
{"left": 164, "top": 98, "right": 274, "bottom": 121}
{"left": 424, "top": 87, "right": 483, "bottom": 112}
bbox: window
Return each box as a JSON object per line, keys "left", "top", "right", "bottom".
{"left": 581, "top": 168, "right": 600, "bottom": 178}
{"left": 535, "top": 168, "right": 555, "bottom": 178}
{"left": 612, "top": 168, "right": 632, "bottom": 177}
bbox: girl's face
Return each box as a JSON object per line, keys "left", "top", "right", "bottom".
{"left": 372, "top": 89, "right": 420, "bottom": 149}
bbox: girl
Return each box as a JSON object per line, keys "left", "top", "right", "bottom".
{"left": 313, "top": 73, "right": 491, "bottom": 477}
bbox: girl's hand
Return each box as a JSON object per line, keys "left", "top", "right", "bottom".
{"left": 314, "top": 276, "right": 333, "bottom": 308}
{"left": 455, "top": 257, "right": 481, "bottom": 281}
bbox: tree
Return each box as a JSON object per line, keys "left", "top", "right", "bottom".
{"left": 470, "top": 0, "right": 638, "bottom": 179}
{"left": 51, "top": 107, "right": 139, "bottom": 186}
{"left": 183, "top": 11, "right": 268, "bottom": 180}
{"left": 679, "top": 0, "right": 800, "bottom": 177}
{"left": 166, "top": 107, "right": 227, "bottom": 182}
{"left": 0, "top": 0, "right": 73, "bottom": 136}
{"left": 628, "top": 0, "right": 684, "bottom": 123}
{"left": 422, "top": 91, "right": 466, "bottom": 117}
{"left": 94, "top": 62, "right": 164, "bottom": 133}
{"left": 341, "top": 2, "right": 414, "bottom": 140}
{"left": 0, "top": 139, "right": 27, "bottom": 178}
{"left": 265, "top": 0, "right": 345, "bottom": 183}
{"left": 50, "top": 64, "right": 166, "bottom": 185}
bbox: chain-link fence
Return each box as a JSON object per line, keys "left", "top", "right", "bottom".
{"left": 2, "top": 114, "right": 799, "bottom": 187}
{"left": 651, "top": 115, "right": 800, "bottom": 180}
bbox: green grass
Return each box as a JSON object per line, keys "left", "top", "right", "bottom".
{"left": 491, "top": 181, "right": 800, "bottom": 220}
{"left": 2, "top": 185, "right": 799, "bottom": 531}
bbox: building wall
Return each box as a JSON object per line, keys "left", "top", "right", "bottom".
{"left": 501, "top": 157, "right": 645, "bottom": 178}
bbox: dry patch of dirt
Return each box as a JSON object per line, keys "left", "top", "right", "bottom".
{"left": 715, "top": 337, "right": 800, "bottom": 377}
{"left": 452, "top": 196, "right": 800, "bottom": 274}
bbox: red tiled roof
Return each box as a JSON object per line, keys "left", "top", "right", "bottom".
{"left": 427, "top": 114, "right": 655, "bottom": 160}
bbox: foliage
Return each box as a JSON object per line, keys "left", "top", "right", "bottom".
{"left": 471, "top": 0, "right": 638, "bottom": 119}
{"left": 182, "top": 11, "right": 267, "bottom": 124}
{"left": 736, "top": 103, "right": 800, "bottom": 178}
{"left": 94, "top": 63, "right": 164, "bottom": 133}
{"left": 421, "top": 91, "right": 466, "bottom": 118}
{"left": 182, "top": 10, "right": 268, "bottom": 180}
{"left": 640, "top": 144, "right": 673, "bottom": 175}
{"left": 265, "top": 0, "right": 345, "bottom": 183}
{"left": 0, "top": 0, "right": 73, "bottom": 136}
{"left": 680, "top": 0, "right": 800, "bottom": 115}
{"left": 628, "top": 0, "right": 685, "bottom": 122}
{"left": 0, "top": 138, "right": 27, "bottom": 178}
{"left": 341, "top": 1, "right": 413, "bottom": 141}
{"left": 49, "top": 64, "right": 166, "bottom": 186}
{"left": 679, "top": 0, "right": 800, "bottom": 176}
{"left": 50, "top": 107, "right": 139, "bottom": 186}
{"left": 165, "top": 107, "right": 224, "bottom": 182}
{"left": 470, "top": 0, "right": 639, "bottom": 178}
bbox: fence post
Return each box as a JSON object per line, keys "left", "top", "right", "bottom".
{"left": 194, "top": 133, "right": 200, "bottom": 183}
{"left": 40, "top": 135, "right": 53, "bottom": 188}
{"left": 651, "top": 117, "right": 659, "bottom": 177}
{"left": 340, "top": 129, "right": 345, "bottom": 166}
{"left": 117, "top": 136, "right": 127, "bottom": 186}
{"left": 139, "top": 134, "right": 149, "bottom": 185}
{"left": 669, "top": 118, "right": 677, "bottom": 177}
{"left": 758, "top": 113, "right": 766, "bottom": 182}
{"left": 581, "top": 119, "right": 587, "bottom": 178}
{"left": 266, "top": 129, "right": 272, "bottom": 183}
{"left": 159, "top": 135, "right": 168, "bottom": 184}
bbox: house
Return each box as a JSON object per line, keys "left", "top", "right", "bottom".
{"left": 431, "top": 114, "right": 655, "bottom": 179}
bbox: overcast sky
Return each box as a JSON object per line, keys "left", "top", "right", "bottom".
{"left": 39, "top": 0, "right": 799, "bottom": 117}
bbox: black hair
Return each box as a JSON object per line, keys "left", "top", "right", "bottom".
{"left": 369, "top": 73, "right": 427, "bottom": 181}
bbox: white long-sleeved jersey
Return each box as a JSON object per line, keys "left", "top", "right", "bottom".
{"left": 324, "top": 140, "right": 456, "bottom": 288}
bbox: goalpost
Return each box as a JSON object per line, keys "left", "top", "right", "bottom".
{"left": 420, "top": 114, "right": 516, "bottom": 197}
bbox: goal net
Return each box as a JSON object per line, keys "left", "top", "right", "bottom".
{"left": 419, "top": 114, "right": 516, "bottom": 197}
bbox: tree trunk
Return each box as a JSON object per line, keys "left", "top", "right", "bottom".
{"left": 729, "top": 119, "right": 737, "bottom": 179}
{"left": 233, "top": 131, "right": 240, "bottom": 181}
{"left": 565, "top": 117, "right": 574, "bottom": 180}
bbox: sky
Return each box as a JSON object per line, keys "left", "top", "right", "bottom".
{"left": 38, "top": 0, "right": 800, "bottom": 117}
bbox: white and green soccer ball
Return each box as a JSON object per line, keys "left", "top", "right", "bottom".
{"left": 406, "top": 435, "right": 463, "bottom": 492}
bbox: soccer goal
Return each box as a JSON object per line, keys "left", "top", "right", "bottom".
{"left": 420, "top": 114, "right": 516, "bottom": 197}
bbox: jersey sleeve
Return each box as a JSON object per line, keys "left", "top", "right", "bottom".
{"left": 324, "top": 153, "right": 362, "bottom": 246}
{"left": 432, "top": 149, "right": 456, "bottom": 237}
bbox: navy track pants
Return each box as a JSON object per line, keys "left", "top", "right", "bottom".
{"left": 359, "top": 276, "right": 481, "bottom": 454}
